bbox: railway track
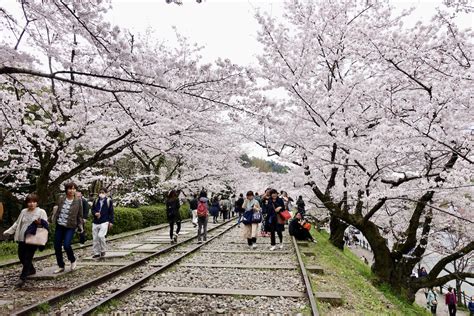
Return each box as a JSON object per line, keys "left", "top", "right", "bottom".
{"left": 4, "top": 219, "right": 320, "bottom": 315}
{"left": 0, "top": 219, "right": 192, "bottom": 269}
{"left": 1, "top": 219, "right": 226, "bottom": 315}
{"left": 22, "top": 221, "right": 320, "bottom": 315}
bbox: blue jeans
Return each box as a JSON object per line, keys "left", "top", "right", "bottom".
{"left": 54, "top": 225, "right": 76, "bottom": 268}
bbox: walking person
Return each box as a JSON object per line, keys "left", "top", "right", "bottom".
{"left": 230, "top": 194, "right": 236, "bottom": 217}
{"left": 166, "top": 190, "right": 181, "bottom": 244}
{"left": 220, "top": 196, "right": 231, "bottom": 220}
{"left": 210, "top": 196, "right": 220, "bottom": 224}
{"left": 51, "top": 182, "right": 83, "bottom": 273}
{"left": 189, "top": 193, "right": 198, "bottom": 228}
{"left": 241, "top": 191, "right": 261, "bottom": 249}
{"left": 265, "top": 189, "right": 285, "bottom": 250}
{"left": 445, "top": 287, "right": 457, "bottom": 316}
{"left": 235, "top": 193, "right": 244, "bottom": 227}
{"left": 197, "top": 191, "right": 209, "bottom": 243}
{"left": 468, "top": 296, "right": 474, "bottom": 316}
{"left": 3, "top": 193, "right": 48, "bottom": 287}
{"left": 76, "top": 191, "right": 90, "bottom": 246}
{"left": 91, "top": 188, "right": 114, "bottom": 258}
{"left": 426, "top": 287, "right": 438, "bottom": 315}
{"left": 260, "top": 188, "right": 271, "bottom": 237}
{"left": 296, "top": 195, "right": 305, "bottom": 215}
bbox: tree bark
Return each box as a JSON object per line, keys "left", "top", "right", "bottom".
{"left": 329, "top": 214, "right": 348, "bottom": 250}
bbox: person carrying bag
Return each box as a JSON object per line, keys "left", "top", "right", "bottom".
{"left": 241, "top": 191, "right": 261, "bottom": 249}
{"left": 3, "top": 193, "right": 48, "bottom": 288}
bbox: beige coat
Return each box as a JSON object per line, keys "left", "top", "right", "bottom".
{"left": 4, "top": 208, "right": 48, "bottom": 242}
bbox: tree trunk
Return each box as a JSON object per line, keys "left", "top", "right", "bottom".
{"left": 456, "top": 280, "right": 463, "bottom": 307}
{"left": 329, "top": 215, "right": 348, "bottom": 250}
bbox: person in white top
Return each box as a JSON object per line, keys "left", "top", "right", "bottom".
{"left": 3, "top": 193, "right": 48, "bottom": 287}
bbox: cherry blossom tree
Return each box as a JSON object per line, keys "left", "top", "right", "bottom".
{"left": 0, "top": 1, "right": 250, "bottom": 206}
{"left": 253, "top": 0, "right": 473, "bottom": 302}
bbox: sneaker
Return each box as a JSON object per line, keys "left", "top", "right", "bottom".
{"left": 54, "top": 267, "right": 65, "bottom": 274}
{"left": 70, "top": 261, "right": 77, "bottom": 271}
{"left": 270, "top": 246, "right": 276, "bottom": 251}
{"left": 252, "top": 244, "right": 257, "bottom": 249}
{"left": 14, "top": 279, "right": 25, "bottom": 288}
{"left": 197, "top": 240, "right": 203, "bottom": 244}
{"left": 173, "top": 234, "right": 178, "bottom": 243}
{"left": 279, "top": 244, "right": 284, "bottom": 250}
{"left": 92, "top": 254, "right": 101, "bottom": 259}
{"left": 101, "top": 252, "right": 106, "bottom": 257}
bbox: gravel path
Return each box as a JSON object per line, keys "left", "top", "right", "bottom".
{"left": 112, "top": 292, "right": 307, "bottom": 314}
{"left": 110, "top": 225, "right": 310, "bottom": 314}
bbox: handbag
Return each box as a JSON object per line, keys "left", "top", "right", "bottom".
{"left": 252, "top": 211, "right": 262, "bottom": 223}
{"left": 279, "top": 210, "right": 291, "bottom": 221}
{"left": 242, "top": 210, "right": 254, "bottom": 225}
{"left": 25, "top": 227, "right": 48, "bottom": 246}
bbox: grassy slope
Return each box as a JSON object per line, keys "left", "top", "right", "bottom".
{"left": 305, "top": 230, "right": 429, "bottom": 315}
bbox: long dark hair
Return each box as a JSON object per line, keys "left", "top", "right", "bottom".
{"left": 167, "top": 190, "right": 178, "bottom": 201}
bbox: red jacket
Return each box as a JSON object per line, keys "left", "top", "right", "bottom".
{"left": 445, "top": 292, "right": 457, "bottom": 305}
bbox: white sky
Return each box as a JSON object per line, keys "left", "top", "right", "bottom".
{"left": 109, "top": 0, "right": 473, "bottom": 66}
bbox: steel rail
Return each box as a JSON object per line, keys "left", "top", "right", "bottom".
{"left": 80, "top": 221, "right": 237, "bottom": 315}
{"left": 0, "top": 219, "right": 192, "bottom": 269}
{"left": 12, "top": 218, "right": 233, "bottom": 316}
{"left": 292, "top": 236, "right": 320, "bottom": 316}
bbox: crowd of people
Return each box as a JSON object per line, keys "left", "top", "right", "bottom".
{"left": 3, "top": 182, "right": 114, "bottom": 287}
{"left": 182, "top": 188, "right": 315, "bottom": 250}
{"left": 2, "top": 184, "right": 318, "bottom": 287}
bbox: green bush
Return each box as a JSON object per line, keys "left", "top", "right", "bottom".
{"left": 179, "top": 202, "right": 191, "bottom": 220}
{"left": 137, "top": 202, "right": 190, "bottom": 227}
{"left": 111, "top": 207, "right": 143, "bottom": 234}
{"left": 0, "top": 241, "right": 17, "bottom": 257}
{"left": 138, "top": 205, "right": 167, "bottom": 227}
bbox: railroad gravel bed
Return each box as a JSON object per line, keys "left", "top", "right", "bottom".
{"left": 148, "top": 266, "right": 305, "bottom": 292}
{"left": 113, "top": 292, "right": 307, "bottom": 314}
{"left": 184, "top": 252, "right": 297, "bottom": 266}
{"left": 0, "top": 265, "right": 111, "bottom": 314}
{"left": 51, "top": 264, "right": 157, "bottom": 314}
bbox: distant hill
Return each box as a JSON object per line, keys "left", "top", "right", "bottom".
{"left": 240, "top": 154, "right": 289, "bottom": 174}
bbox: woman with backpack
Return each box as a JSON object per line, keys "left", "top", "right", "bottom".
{"left": 241, "top": 191, "right": 261, "bottom": 249}
{"left": 197, "top": 191, "right": 209, "bottom": 243}
{"left": 3, "top": 193, "right": 48, "bottom": 287}
{"left": 166, "top": 190, "right": 181, "bottom": 244}
{"left": 210, "top": 196, "right": 220, "bottom": 224}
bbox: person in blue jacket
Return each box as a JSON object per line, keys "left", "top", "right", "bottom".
{"left": 468, "top": 295, "right": 474, "bottom": 316}
{"left": 91, "top": 188, "right": 114, "bottom": 258}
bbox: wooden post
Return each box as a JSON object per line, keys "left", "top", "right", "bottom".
{"left": 0, "top": 202, "right": 3, "bottom": 222}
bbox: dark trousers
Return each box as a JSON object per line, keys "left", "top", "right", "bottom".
{"left": 448, "top": 304, "right": 456, "bottom": 316}
{"left": 222, "top": 211, "right": 228, "bottom": 220}
{"left": 197, "top": 217, "right": 208, "bottom": 241}
{"left": 18, "top": 242, "right": 37, "bottom": 280}
{"left": 169, "top": 221, "right": 181, "bottom": 239}
{"left": 270, "top": 222, "right": 283, "bottom": 246}
{"left": 79, "top": 231, "right": 87, "bottom": 244}
{"left": 54, "top": 225, "right": 76, "bottom": 268}
{"left": 294, "top": 228, "right": 313, "bottom": 241}
{"left": 247, "top": 237, "right": 256, "bottom": 246}
{"left": 213, "top": 215, "right": 218, "bottom": 223}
